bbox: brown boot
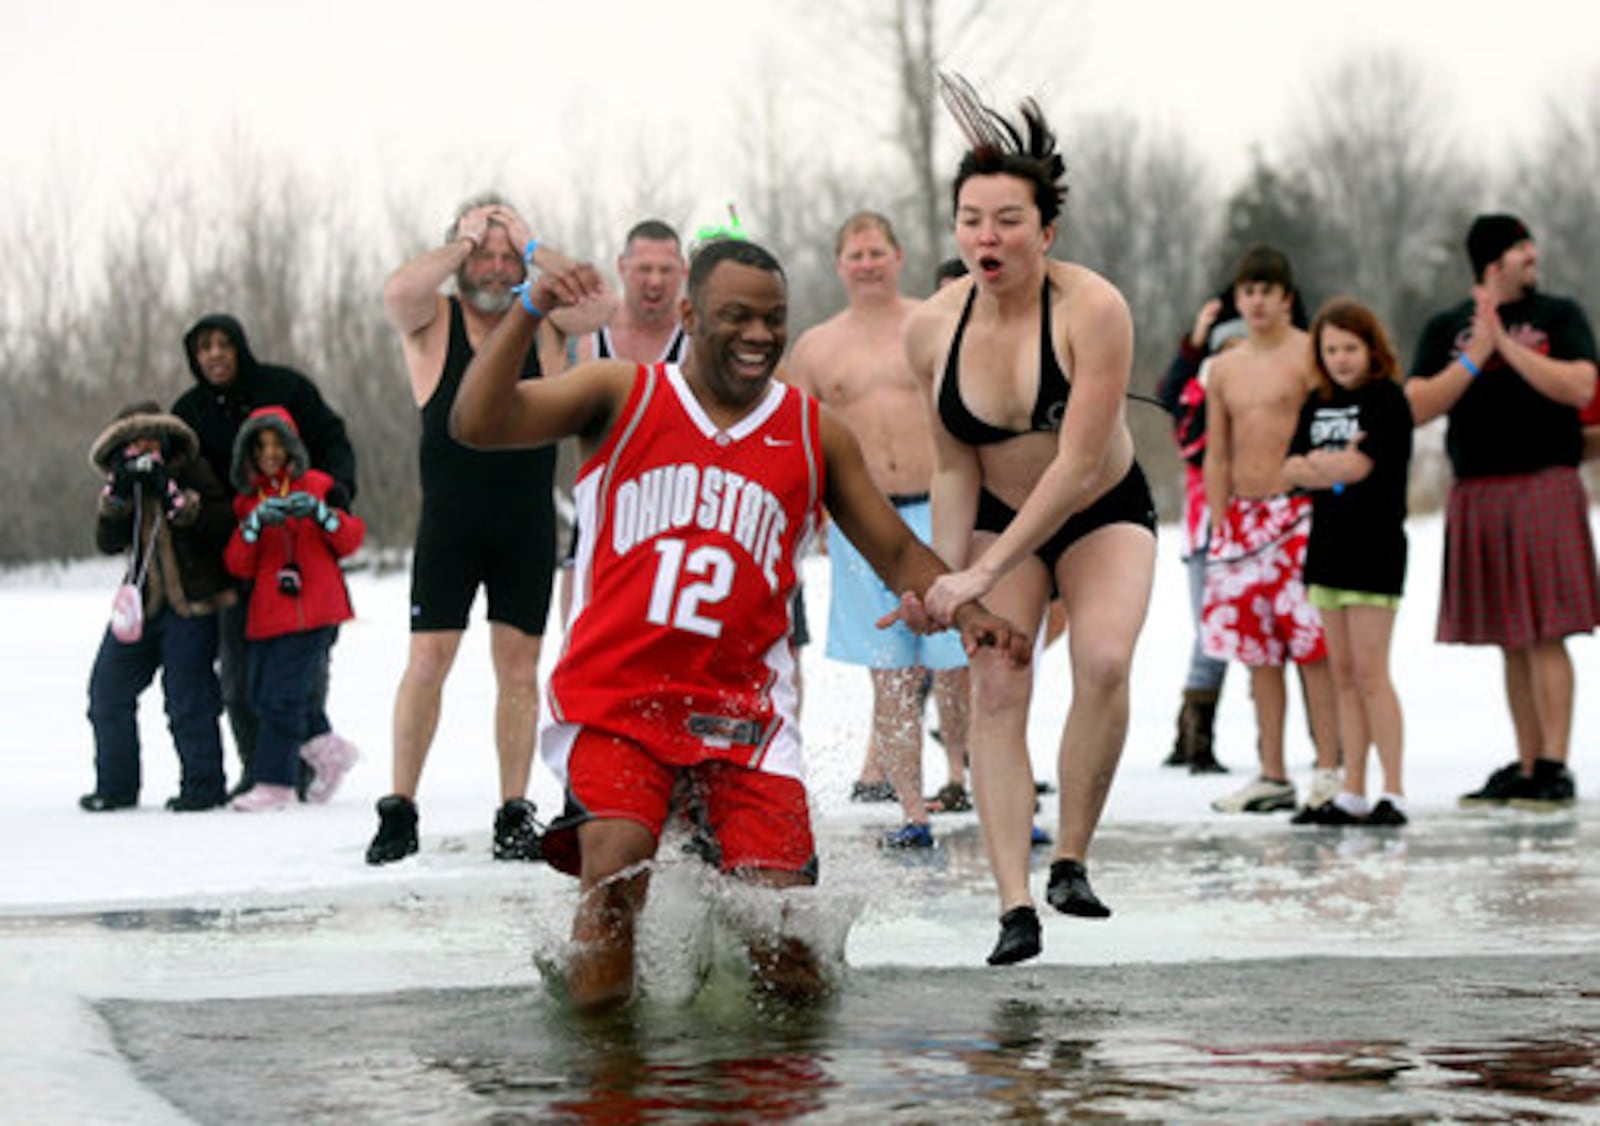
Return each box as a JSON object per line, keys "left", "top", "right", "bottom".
{"left": 1163, "top": 693, "right": 1191, "bottom": 767}
{"left": 1181, "top": 688, "right": 1227, "bottom": 774}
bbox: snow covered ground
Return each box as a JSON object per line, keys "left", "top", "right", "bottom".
{"left": 0, "top": 510, "right": 1592, "bottom": 915}
{"left": 3, "top": 511, "right": 1598, "bottom": 1123}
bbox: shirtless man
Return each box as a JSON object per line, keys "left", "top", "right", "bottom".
{"left": 575, "top": 220, "right": 688, "bottom": 365}
{"left": 1200, "top": 246, "right": 1340, "bottom": 815}
{"left": 787, "top": 212, "right": 971, "bottom": 847}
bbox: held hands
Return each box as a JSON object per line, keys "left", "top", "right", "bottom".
{"left": 875, "top": 591, "right": 1031, "bottom": 666}
{"left": 924, "top": 564, "right": 997, "bottom": 626}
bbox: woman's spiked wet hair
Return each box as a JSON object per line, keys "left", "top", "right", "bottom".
{"left": 939, "top": 72, "right": 1067, "bottom": 226}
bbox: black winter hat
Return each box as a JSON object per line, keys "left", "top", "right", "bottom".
{"left": 1466, "top": 214, "right": 1531, "bottom": 278}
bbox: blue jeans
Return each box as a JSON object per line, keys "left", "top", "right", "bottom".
{"left": 1184, "top": 543, "right": 1228, "bottom": 694}
{"left": 247, "top": 627, "right": 335, "bottom": 787}
{"left": 86, "top": 608, "right": 225, "bottom": 801}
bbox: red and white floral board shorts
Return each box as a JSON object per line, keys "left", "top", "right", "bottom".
{"left": 1200, "top": 493, "right": 1326, "bottom": 668}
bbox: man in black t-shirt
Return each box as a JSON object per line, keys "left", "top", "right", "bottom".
{"left": 1407, "top": 213, "right": 1600, "bottom": 811}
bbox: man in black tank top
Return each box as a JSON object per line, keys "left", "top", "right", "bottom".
{"left": 368, "top": 195, "right": 607, "bottom": 866}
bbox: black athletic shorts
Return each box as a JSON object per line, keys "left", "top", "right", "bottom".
{"left": 975, "top": 461, "right": 1156, "bottom": 593}
{"left": 410, "top": 494, "right": 556, "bottom": 635}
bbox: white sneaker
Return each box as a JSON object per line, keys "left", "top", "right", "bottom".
{"left": 300, "top": 733, "right": 359, "bottom": 805}
{"left": 230, "top": 783, "right": 296, "bottom": 812}
{"left": 1305, "top": 767, "right": 1342, "bottom": 811}
{"left": 1211, "top": 776, "right": 1297, "bottom": 814}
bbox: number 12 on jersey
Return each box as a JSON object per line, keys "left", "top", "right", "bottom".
{"left": 646, "top": 538, "right": 735, "bottom": 638}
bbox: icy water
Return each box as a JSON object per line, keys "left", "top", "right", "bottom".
{"left": 97, "top": 955, "right": 1600, "bottom": 1123}
{"left": 7, "top": 808, "right": 1599, "bottom": 1123}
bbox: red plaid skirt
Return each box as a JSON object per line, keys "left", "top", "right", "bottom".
{"left": 1439, "top": 466, "right": 1600, "bottom": 646}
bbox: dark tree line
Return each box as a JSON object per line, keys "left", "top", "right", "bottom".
{"left": 3, "top": 46, "right": 1597, "bottom": 567}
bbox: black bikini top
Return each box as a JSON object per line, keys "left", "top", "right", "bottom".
{"left": 937, "top": 280, "right": 1071, "bottom": 446}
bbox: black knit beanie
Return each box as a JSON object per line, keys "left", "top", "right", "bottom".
{"left": 1466, "top": 214, "right": 1531, "bottom": 278}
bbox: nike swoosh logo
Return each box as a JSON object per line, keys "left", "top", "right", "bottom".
{"left": 763, "top": 436, "right": 793, "bottom": 447}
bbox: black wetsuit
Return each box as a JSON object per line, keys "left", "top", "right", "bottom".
{"left": 410, "top": 298, "right": 556, "bottom": 634}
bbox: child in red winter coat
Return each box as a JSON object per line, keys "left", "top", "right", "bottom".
{"left": 224, "top": 406, "right": 365, "bottom": 812}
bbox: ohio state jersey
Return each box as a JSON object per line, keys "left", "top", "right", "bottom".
{"left": 544, "top": 364, "right": 825, "bottom": 781}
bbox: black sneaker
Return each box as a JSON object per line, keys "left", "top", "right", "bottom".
{"left": 987, "top": 905, "right": 1042, "bottom": 966}
{"left": 1045, "top": 859, "right": 1112, "bottom": 918}
{"left": 366, "top": 795, "right": 419, "bottom": 865}
{"left": 1458, "top": 761, "right": 1523, "bottom": 808}
{"left": 165, "top": 791, "right": 227, "bottom": 812}
{"left": 1365, "top": 799, "right": 1409, "bottom": 826}
{"left": 79, "top": 792, "right": 136, "bottom": 812}
{"left": 1291, "top": 800, "right": 1362, "bottom": 826}
{"left": 1508, "top": 760, "right": 1577, "bottom": 812}
{"left": 493, "top": 798, "right": 544, "bottom": 861}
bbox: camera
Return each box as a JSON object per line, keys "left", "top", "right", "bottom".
{"left": 276, "top": 562, "right": 303, "bottom": 597}
{"left": 125, "top": 449, "right": 163, "bottom": 475}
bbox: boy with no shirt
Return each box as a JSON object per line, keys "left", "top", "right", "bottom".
{"left": 1201, "top": 247, "right": 1339, "bottom": 814}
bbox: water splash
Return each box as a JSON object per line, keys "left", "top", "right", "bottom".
{"left": 530, "top": 845, "right": 864, "bottom": 1013}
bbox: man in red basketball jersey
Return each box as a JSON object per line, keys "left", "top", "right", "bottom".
{"left": 453, "top": 238, "right": 1030, "bottom": 1010}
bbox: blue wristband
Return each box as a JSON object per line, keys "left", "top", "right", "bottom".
{"left": 1458, "top": 354, "right": 1481, "bottom": 378}
{"left": 523, "top": 238, "right": 539, "bottom": 267}
{"left": 510, "top": 281, "right": 542, "bottom": 318}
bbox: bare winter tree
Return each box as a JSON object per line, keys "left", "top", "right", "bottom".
{"left": 1285, "top": 50, "right": 1476, "bottom": 346}
{"left": 730, "top": 74, "right": 876, "bottom": 331}
{"left": 0, "top": 145, "right": 416, "bottom": 563}
{"left": 1065, "top": 114, "right": 1218, "bottom": 366}
{"left": 1511, "top": 78, "right": 1600, "bottom": 314}
{"left": 0, "top": 184, "right": 189, "bottom": 563}
{"left": 1217, "top": 155, "right": 1343, "bottom": 311}
{"left": 803, "top": 0, "right": 1078, "bottom": 289}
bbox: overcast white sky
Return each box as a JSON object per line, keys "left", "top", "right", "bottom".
{"left": 4, "top": 0, "right": 1598, "bottom": 252}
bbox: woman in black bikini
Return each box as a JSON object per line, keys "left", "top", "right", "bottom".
{"left": 906, "top": 76, "right": 1158, "bottom": 967}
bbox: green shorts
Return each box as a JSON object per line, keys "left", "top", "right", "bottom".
{"left": 1308, "top": 584, "right": 1401, "bottom": 612}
